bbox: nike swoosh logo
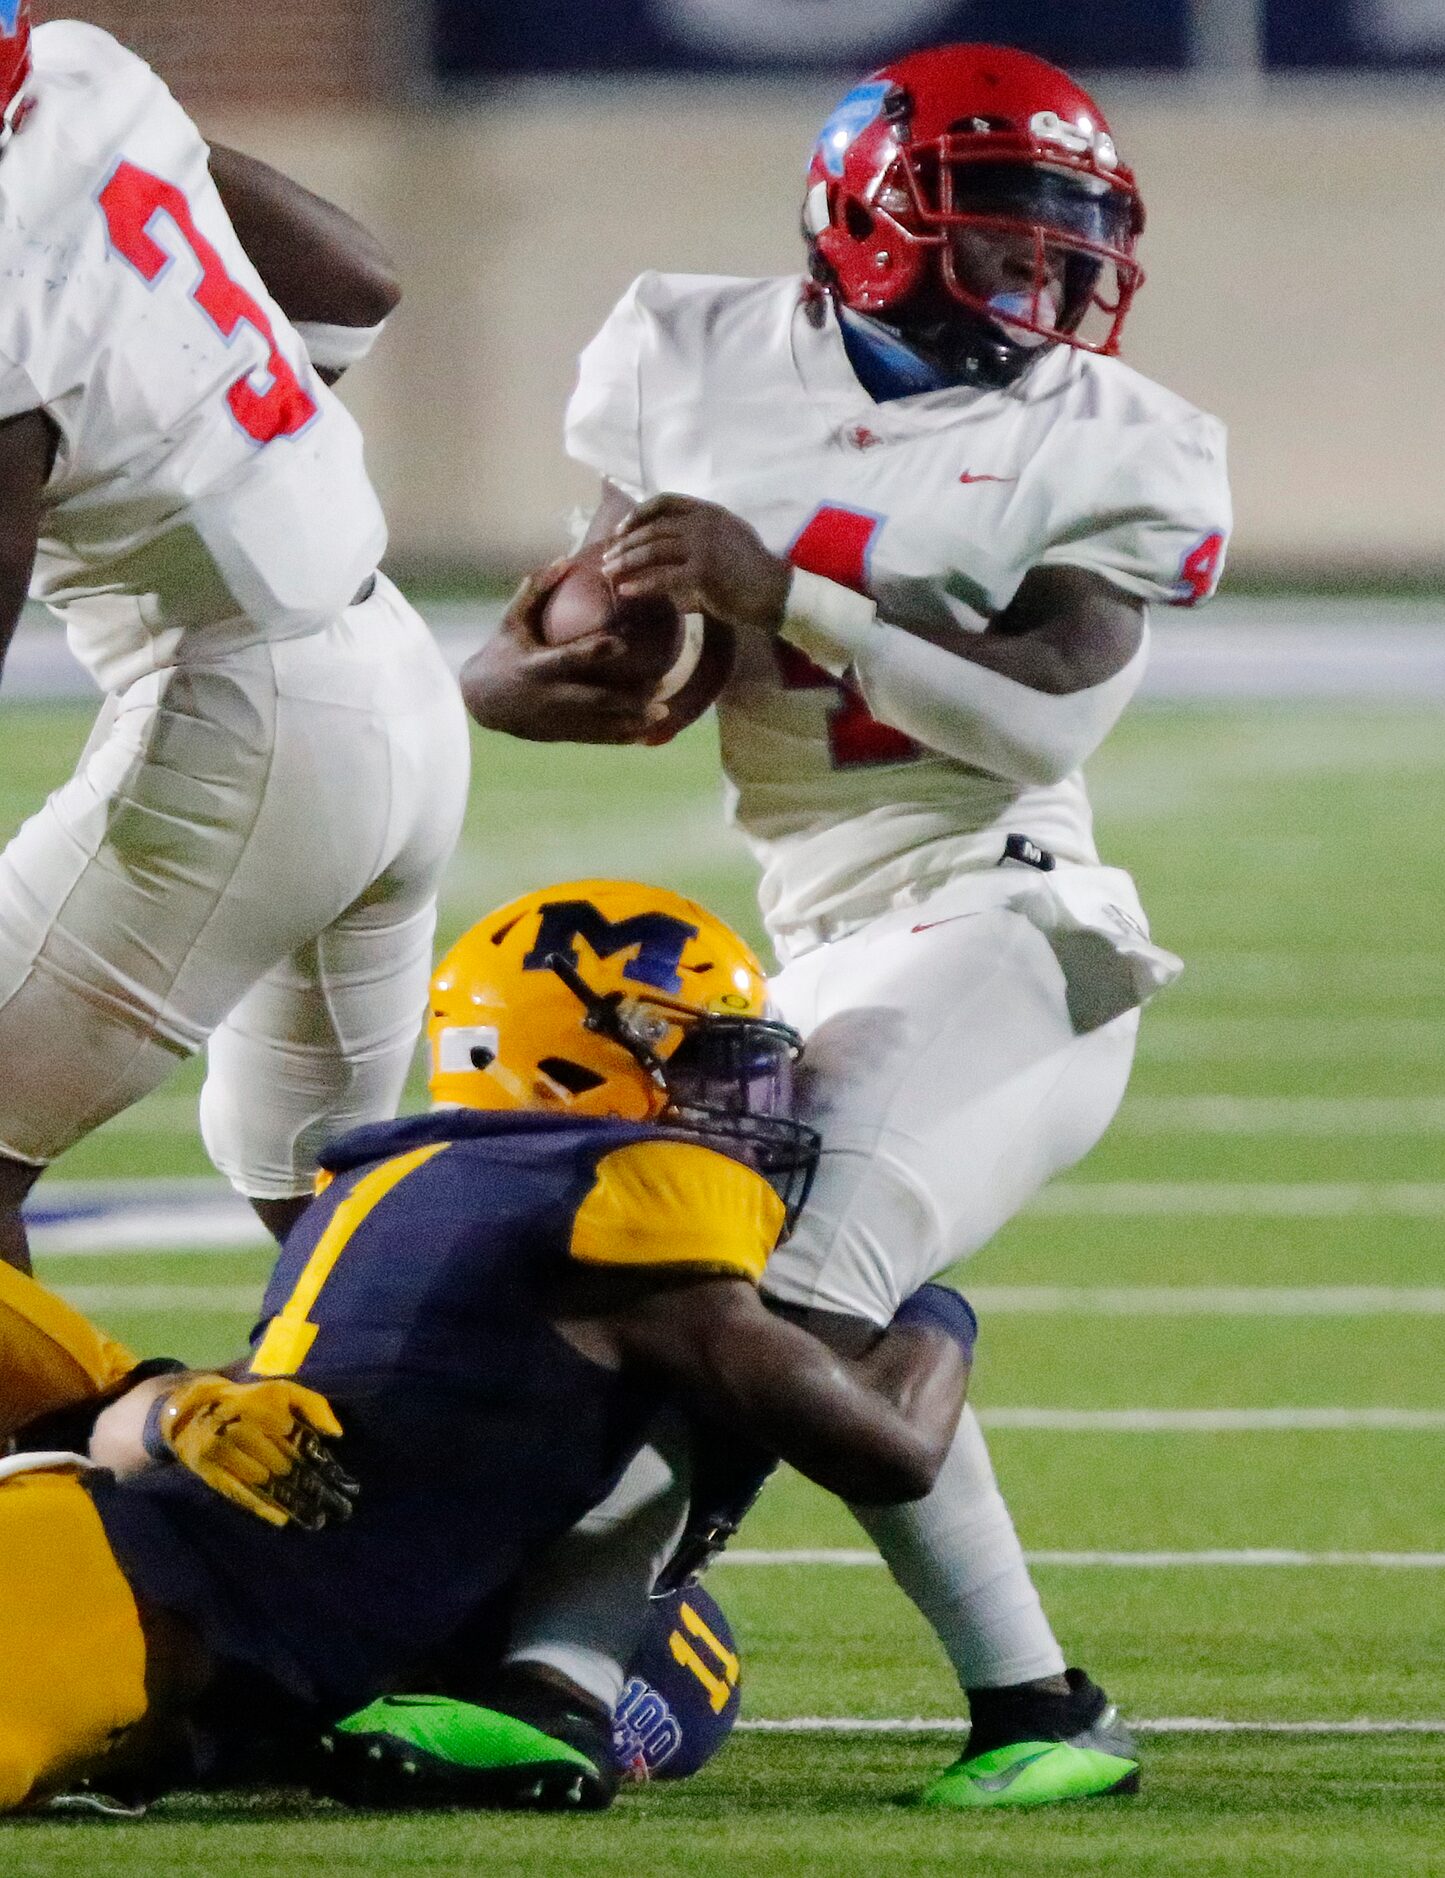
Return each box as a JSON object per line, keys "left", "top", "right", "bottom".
{"left": 968, "top": 1747, "right": 1057, "bottom": 1792}
{"left": 911, "top": 913, "right": 985, "bottom": 934}
{"left": 958, "top": 472, "right": 1018, "bottom": 485}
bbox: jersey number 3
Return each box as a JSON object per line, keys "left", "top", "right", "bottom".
{"left": 98, "top": 159, "right": 319, "bottom": 445}
{"left": 774, "top": 505, "right": 920, "bottom": 769}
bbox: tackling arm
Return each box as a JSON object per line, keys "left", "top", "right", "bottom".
{"left": 603, "top": 1275, "right": 970, "bottom": 1504}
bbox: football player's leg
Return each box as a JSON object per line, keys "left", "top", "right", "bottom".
{"left": 766, "top": 906, "right": 1140, "bottom": 1804}
{"left": 199, "top": 893, "right": 443, "bottom": 1228}
{"left": 196, "top": 581, "right": 470, "bottom": 1225}
{"left": 503, "top": 1421, "right": 692, "bottom": 1710}
{"left": 0, "top": 664, "right": 298, "bottom": 1269}
{"left": 0, "top": 1468, "right": 151, "bottom": 1810}
{"left": 316, "top": 1422, "right": 692, "bottom": 1810}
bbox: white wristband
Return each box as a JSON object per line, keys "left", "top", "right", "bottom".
{"left": 293, "top": 318, "right": 386, "bottom": 371}
{"left": 778, "top": 568, "right": 878, "bottom": 678}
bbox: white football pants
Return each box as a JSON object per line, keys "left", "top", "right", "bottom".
{"left": 511, "top": 861, "right": 1153, "bottom": 1701}
{"left": 0, "top": 575, "right": 471, "bottom": 1198}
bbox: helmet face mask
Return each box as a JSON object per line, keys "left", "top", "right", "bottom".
{"left": 427, "top": 881, "right": 820, "bottom": 1235}
{"left": 805, "top": 44, "right": 1145, "bottom": 387}
{"left": 655, "top": 1016, "right": 818, "bottom": 1235}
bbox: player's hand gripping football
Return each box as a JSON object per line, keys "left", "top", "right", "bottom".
{"left": 459, "top": 563, "right": 669, "bottom": 745}
{"left": 601, "top": 494, "right": 792, "bottom": 633}
{"left": 146, "top": 1374, "right": 358, "bottom": 1531}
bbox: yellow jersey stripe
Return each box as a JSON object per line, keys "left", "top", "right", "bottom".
{"left": 251, "top": 1141, "right": 449, "bottom": 1376}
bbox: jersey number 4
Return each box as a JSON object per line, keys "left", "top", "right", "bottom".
{"left": 98, "top": 159, "right": 319, "bottom": 446}
{"left": 774, "top": 505, "right": 920, "bottom": 769}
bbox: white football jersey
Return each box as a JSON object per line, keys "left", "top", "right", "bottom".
{"left": 567, "top": 272, "right": 1231, "bottom": 942}
{"left": 0, "top": 23, "right": 386, "bottom": 692}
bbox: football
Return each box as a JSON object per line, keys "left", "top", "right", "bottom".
{"left": 539, "top": 540, "right": 735, "bottom": 745}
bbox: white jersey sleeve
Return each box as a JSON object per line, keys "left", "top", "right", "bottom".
{"left": 0, "top": 23, "right": 387, "bottom": 693}
{"left": 565, "top": 275, "right": 651, "bottom": 502}
{"left": 1034, "top": 407, "right": 1231, "bottom": 608}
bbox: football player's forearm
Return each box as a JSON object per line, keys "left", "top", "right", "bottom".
{"left": 722, "top": 1325, "right": 966, "bottom": 1503}
{"left": 779, "top": 563, "right": 1147, "bottom": 785}
{"left": 854, "top": 627, "right": 1147, "bottom": 786}
{"left": 89, "top": 1373, "right": 173, "bottom": 1476}
{"left": 626, "top": 1284, "right": 965, "bottom": 1503}
{"left": 209, "top": 144, "right": 401, "bottom": 329}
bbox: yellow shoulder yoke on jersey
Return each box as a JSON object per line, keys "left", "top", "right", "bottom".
{"left": 0, "top": 1263, "right": 138, "bottom": 1441}
{"left": 570, "top": 1139, "right": 784, "bottom": 1283}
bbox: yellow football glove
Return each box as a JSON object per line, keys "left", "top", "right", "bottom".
{"left": 142, "top": 1374, "right": 357, "bottom": 1531}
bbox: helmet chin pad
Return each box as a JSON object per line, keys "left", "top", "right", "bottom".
{"left": 856, "top": 297, "right": 1046, "bottom": 392}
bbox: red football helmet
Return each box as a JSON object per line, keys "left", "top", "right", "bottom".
{"left": 804, "top": 43, "right": 1144, "bottom": 362}
{"left": 0, "top": 0, "right": 32, "bottom": 148}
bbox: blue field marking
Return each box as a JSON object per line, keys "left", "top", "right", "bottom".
{"left": 28, "top": 1178, "right": 267, "bottom": 1255}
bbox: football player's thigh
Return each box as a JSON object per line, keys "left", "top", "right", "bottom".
{"left": 0, "top": 664, "right": 303, "bottom": 1163}
{"left": 200, "top": 895, "right": 441, "bottom": 1198}
{"left": 765, "top": 910, "right": 1138, "bottom": 1325}
{"left": 200, "top": 649, "right": 470, "bottom": 1199}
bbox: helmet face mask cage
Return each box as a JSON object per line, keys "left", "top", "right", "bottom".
{"left": 904, "top": 149, "right": 1142, "bottom": 358}
{"left": 550, "top": 951, "right": 819, "bottom": 1238}
{"left": 660, "top": 1018, "right": 820, "bottom": 1238}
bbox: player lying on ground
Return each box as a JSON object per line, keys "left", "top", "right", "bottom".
{"left": 0, "top": 879, "right": 974, "bottom": 1814}
{"left": 0, "top": 3, "right": 468, "bottom": 1274}
{"left": 460, "top": 42, "right": 1231, "bottom": 1808}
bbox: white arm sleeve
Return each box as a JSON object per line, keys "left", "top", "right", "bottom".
{"left": 292, "top": 318, "right": 386, "bottom": 372}
{"left": 779, "top": 568, "right": 1148, "bottom": 788}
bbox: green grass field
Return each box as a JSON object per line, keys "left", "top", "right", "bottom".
{"left": 2, "top": 697, "right": 1443, "bottom": 1876}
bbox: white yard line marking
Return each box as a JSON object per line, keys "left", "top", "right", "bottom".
{"left": 1139, "top": 1018, "right": 1445, "bottom": 1062}
{"left": 56, "top": 1285, "right": 260, "bottom": 1314}
{"left": 114, "top": 1089, "right": 1444, "bottom": 1143}
{"left": 1029, "top": 1184, "right": 1445, "bottom": 1218}
{"left": 736, "top": 1717, "right": 1445, "bottom": 1736}
{"left": 61, "top": 1274, "right": 1445, "bottom": 1315}
{"left": 968, "top": 1287, "right": 1445, "bottom": 1315}
{"left": 980, "top": 1408, "right": 1445, "bottom": 1431}
{"left": 31, "top": 1176, "right": 1445, "bottom": 1255}
{"left": 719, "top": 1549, "right": 1445, "bottom": 1568}
{"left": 1118, "top": 1095, "right": 1445, "bottom": 1136}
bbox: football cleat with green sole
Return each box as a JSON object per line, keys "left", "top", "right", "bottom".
{"left": 916, "top": 1674, "right": 1140, "bottom": 1809}
{"left": 311, "top": 1693, "right": 617, "bottom": 1811}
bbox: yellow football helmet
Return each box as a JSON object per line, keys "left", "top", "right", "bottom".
{"left": 427, "top": 879, "right": 818, "bottom": 1228}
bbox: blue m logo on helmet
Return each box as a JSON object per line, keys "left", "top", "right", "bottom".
{"left": 0, "top": 2, "right": 21, "bottom": 37}
{"left": 523, "top": 900, "right": 699, "bottom": 997}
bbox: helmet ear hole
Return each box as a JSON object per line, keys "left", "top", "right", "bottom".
{"left": 537, "top": 1057, "right": 607, "bottom": 1097}
{"left": 843, "top": 199, "right": 874, "bottom": 242}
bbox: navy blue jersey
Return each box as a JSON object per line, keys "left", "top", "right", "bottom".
{"left": 89, "top": 1111, "right": 781, "bottom": 1725}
